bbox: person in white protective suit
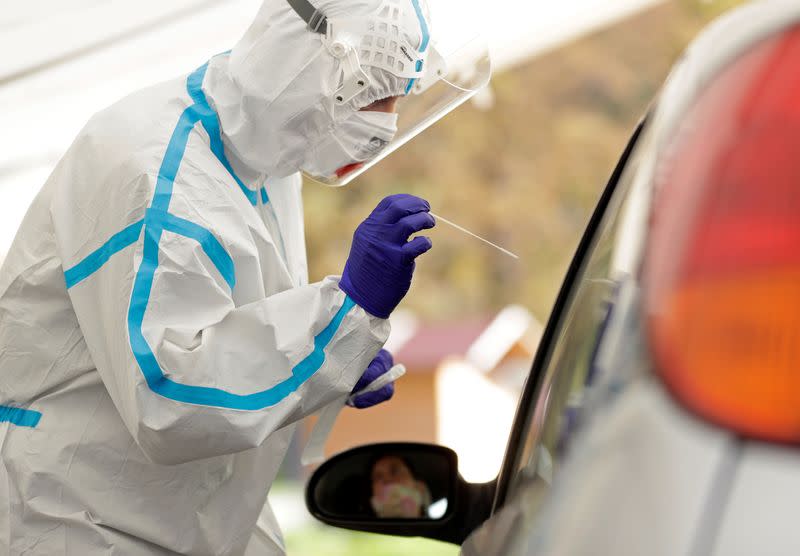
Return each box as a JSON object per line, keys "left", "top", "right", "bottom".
{"left": 0, "top": 0, "right": 490, "bottom": 554}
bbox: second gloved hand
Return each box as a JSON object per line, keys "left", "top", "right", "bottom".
{"left": 339, "top": 194, "right": 435, "bottom": 319}
{"left": 349, "top": 349, "right": 395, "bottom": 409}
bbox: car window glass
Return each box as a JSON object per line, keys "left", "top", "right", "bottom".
{"left": 501, "top": 126, "right": 645, "bottom": 519}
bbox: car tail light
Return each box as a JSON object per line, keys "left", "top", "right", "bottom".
{"left": 643, "top": 27, "right": 800, "bottom": 443}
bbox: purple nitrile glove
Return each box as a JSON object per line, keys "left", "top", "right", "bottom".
{"left": 339, "top": 194, "right": 435, "bottom": 319}
{"left": 349, "top": 349, "right": 395, "bottom": 409}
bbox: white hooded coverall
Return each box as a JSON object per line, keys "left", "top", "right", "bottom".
{"left": 0, "top": 0, "right": 430, "bottom": 553}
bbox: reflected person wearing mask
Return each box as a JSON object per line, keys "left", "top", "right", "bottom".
{"left": 370, "top": 455, "right": 433, "bottom": 519}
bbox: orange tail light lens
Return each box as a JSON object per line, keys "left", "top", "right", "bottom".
{"left": 643, "top": 27, "right": 800, "bottom": 443}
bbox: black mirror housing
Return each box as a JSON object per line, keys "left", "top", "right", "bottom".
{"left": 305, "top": 442, "right": 496, "bottom": 545}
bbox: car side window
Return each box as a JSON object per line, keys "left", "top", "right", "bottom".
{"left": 495, "top": 121, "right": 646, "bottom": 518}
{"left": 511, "top": 212, "right": 617, "bottom": 490}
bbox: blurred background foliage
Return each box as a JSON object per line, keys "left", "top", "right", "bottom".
{"left": 302, "top": 0, "right": 745, "bottom": 324}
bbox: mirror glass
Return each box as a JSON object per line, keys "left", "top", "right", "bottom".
{"left": 310, "top": 444, "right": 456, "bottom": 521}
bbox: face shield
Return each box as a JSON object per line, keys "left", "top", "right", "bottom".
{"left": 286, "top": 0, "right": 492, "bottom": 186}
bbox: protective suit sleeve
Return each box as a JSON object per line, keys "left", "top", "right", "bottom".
{"left": 61, "top": 191, "right": 389, "bottom": 466}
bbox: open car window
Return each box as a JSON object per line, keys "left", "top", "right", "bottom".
{"left": 492, "top": 119, "right": 646, "bottom": 517}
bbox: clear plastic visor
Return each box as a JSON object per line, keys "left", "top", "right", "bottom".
{"left": 307, "top": 15, "right": 492, "bottom": 187}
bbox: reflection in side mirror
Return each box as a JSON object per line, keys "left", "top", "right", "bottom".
{"left": 308, "top": 443, "right": 458, "bottom": 522}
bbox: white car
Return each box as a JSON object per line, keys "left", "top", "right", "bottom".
{"left": 306, "top": 2, "right": 800, "bottom": 554}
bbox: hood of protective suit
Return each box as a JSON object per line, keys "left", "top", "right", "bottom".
{"left": 204, "top": 0, "right": 429, "bottom": 179}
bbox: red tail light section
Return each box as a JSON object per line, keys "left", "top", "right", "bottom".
{"left": 643, "top": 27, "right": 800, "bottom": 443}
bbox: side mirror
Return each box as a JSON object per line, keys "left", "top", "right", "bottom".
{"left": 305, "top": 442, "right": 496, "bottom": 545}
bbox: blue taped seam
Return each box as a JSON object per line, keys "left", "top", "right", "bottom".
{"left": 64, "top": 219, "right": 144, "bottom": 289}
{"left": 260, "top": 187, "right": 269, "bottom": 205}
{"left": 187, "top": 64, "right": 259, "bottom": 206}
{"left": 147, "top": 209, "right": 236, "bottom": 290}
{"left": 404, "top": 0, "right": 430, "bottom": 95}
{"left": 0, "top": 405, "right": 41, "bottom": 428}
{"left": 152, "top": 107, "right": 203, "bottom": 211}
{"left": 126, "top": 63, "right": 358, "bottom": 410}
{"left": 61, "top": 69, "right": 217, "bottom": 291}
{"left": 129, "top": 295, "right": 357, "bottom": 410}
{"left": 410, "top": 0, "right": 430, "bottom": 52}
{"left": 186, "top": 62, "right": 208, "bottom": 106}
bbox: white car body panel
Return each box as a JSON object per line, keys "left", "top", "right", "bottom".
{"left": 713, "top": 444, "right": 800, "bottom": 556}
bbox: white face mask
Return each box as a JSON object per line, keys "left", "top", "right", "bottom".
{"left": 301, "top": 110, "right": 399, "bottom": 181}
{"left": 370, "top": 482, "right": 426, "bottom": 519}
